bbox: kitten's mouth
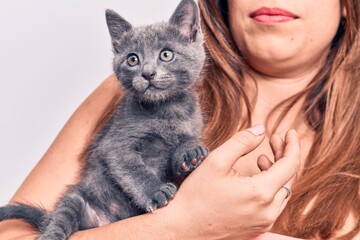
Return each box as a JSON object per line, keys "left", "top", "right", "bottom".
{"left": 141, "top": 83, "right": 171, "bottom": 102}
{"left": 147, "top": 85, "right": 159, "bottom": 91}
{"left": 145, "top": 83, "right": 167, "bottom": 92}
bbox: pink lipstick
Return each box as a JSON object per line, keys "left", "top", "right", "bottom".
{"left": 250, "top": 7, "right": 299, "bottom": 24}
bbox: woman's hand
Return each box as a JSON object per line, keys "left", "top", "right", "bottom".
{"left": 161, "top": 125, "right": 300, "bottom": 240}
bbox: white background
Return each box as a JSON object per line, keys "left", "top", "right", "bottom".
{"left": 0, "top": 0, "right": 181, "bottom": 205}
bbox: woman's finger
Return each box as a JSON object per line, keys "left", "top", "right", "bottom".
{"left": 260, "top": 129, "right": 301, "bottom": 191}
{"left": 259, "top": 131, "right": 298, "bottom": 216}
{"left": 257, "top": 154, "right": 272, "bottom": 171}
{"left": 257, "top": 133, "right": 284, "bottom": 171}
{"left": 207, "top": 125, "right": 266, "bottom": 175}
{"left": 270, "top": 173, "right": 297, "bottom": 217}
{"left": 270, "top": 133, "right": 285, "bottom": 162}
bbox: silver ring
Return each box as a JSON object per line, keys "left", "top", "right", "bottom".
{"left": 282, "top": 185, "right": 292, "bottom": 199}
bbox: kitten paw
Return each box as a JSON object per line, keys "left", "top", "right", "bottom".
{"left": 146, "top": 182, "right": 177, "bottom": 213}
{"left": 176, "top": 145, "right": 209, "bottom": 174}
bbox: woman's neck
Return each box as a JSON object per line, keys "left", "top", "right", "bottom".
{"left": 245, "top": 66, "right": 320, "bottom": 133}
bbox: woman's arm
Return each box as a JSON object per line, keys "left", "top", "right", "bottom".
{"left": 0, "top": 74, "right": 301, "bottom": 240}
{"left": 72, "top": 127, "right": 301, "bottom": 240}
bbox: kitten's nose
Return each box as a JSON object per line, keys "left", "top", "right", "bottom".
{"left": 142, "top": 70, "right": 156, "bottom": 81}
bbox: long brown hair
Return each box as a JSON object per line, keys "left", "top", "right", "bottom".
{"left": 198, "top": 0, "right": 360, "bottom": 239}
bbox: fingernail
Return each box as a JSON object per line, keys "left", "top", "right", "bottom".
{"left": 290, "top": 129, "right": 297, "bottom": 136}
{"left": 247, "top": 124, "right": 265, "bottom": 136}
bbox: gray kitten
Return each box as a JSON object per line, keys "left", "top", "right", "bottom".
{"left": 0, "top": 0, "right": 208, "bottom": 239}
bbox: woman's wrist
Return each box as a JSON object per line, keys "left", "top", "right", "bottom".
{"left": 156, "top": 202, "right": 194, "bottom": 240}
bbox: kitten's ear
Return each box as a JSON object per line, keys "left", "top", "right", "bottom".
{"left": 169, "top": 0, "right": 200, "bottom": 42}
{"left": 105, "top": 9, "right": 132, "bottom": 41}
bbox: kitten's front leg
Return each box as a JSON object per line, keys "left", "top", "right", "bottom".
{"left": 172, "top": 142, "right": 209, "bottom": 177}
{"left": 145, "top": 182, "right": 177, "bottom": 213}
{"left": 105, "top": 151, "right": 177, "bottom": 213}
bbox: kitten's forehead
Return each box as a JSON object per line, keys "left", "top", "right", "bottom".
{"left": 116, "top": 23, "right": 186, "bottom": 54}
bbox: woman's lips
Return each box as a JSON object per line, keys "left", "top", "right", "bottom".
{"left": 250, "top": 7, "right": 299, "bottom": 23}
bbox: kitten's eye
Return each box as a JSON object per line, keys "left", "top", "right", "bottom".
{"left": 127, "top": 54, "right": 139, "bottom": 67}
{"left": 159, "top": 49, "right": 174, "bottom": 62}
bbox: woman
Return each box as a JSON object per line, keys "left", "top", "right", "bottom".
{"left": 0, "top": 0, "right": 359, "bottom": 239}
{"left": 200, "top": 0, "right": 360, "bottom": 239}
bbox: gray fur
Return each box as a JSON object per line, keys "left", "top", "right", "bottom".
{"left": 0, "top": 0, "right": 208, "bottom": 239}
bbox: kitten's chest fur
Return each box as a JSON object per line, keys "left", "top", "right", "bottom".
{"left": 117, "top": 93, "right": 201, "bottom": 143}
{"left": 98, "top": 93, "right": 202, "bottom": 180}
